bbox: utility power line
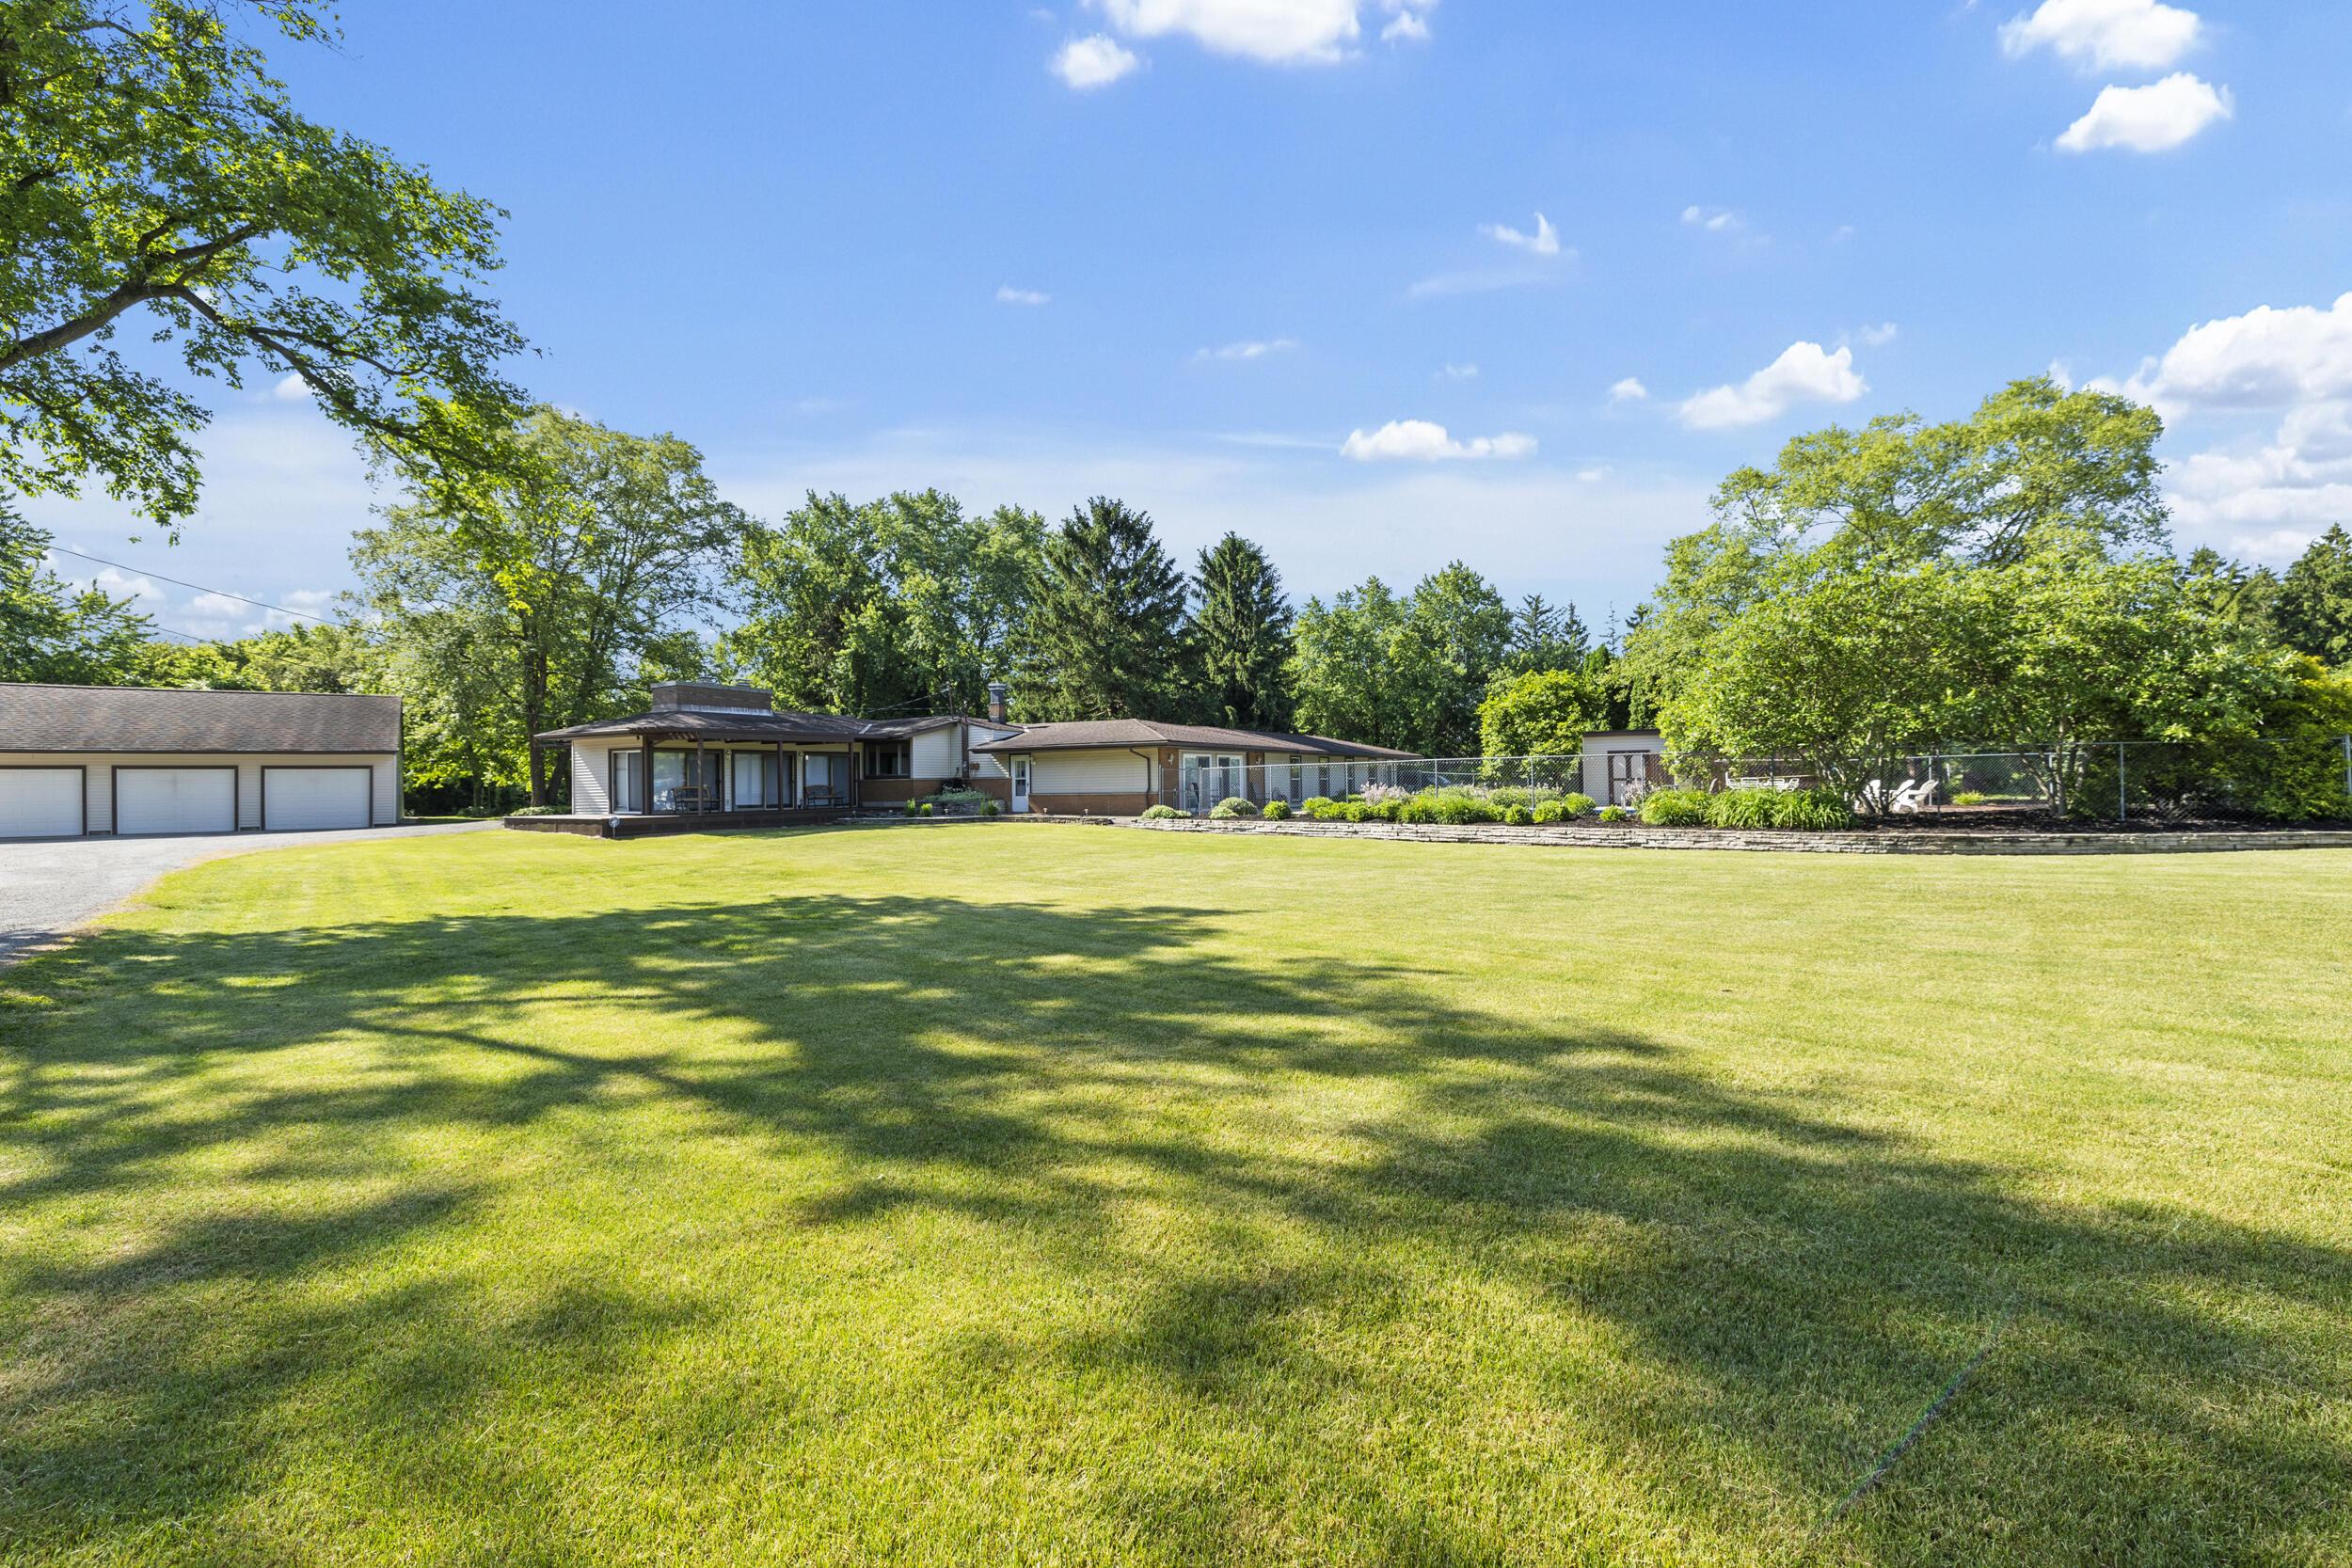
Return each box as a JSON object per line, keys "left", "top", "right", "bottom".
{"left": 44, "top": 544, "right": 336, "bottom": 626}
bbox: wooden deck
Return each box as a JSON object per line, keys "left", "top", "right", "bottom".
{"left": 501, "top": 807, "right": 851, "bottom": 839}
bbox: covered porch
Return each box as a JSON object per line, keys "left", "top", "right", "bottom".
{"left": 590, "top": 731, "right": 859, "bottom": 817}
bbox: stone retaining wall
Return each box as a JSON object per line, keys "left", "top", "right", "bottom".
{"left": 1128, "top": 817, "right": 2352, "bottom": 856}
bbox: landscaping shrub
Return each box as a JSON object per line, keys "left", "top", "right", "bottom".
{"left": 1301, "top": 796, "right": 1339, "bottom": 820}
{"left": 1486, "top": 785, "right": 1530, "bottom": 809}
{"left": 507, "top": 804, "right": 558, "bottom": 816}
{"left": 1397, "top": 795, "right": 1438, "bottom": 824}
{"left": 1369, "top": 797, "right": 1403, "bottom": 821}
{"left": 1706, "top": 788, "right": 1782, "bottom": 830}
{"left": 1431, "top": 793, "right": 1482, "bottom": 825}
{"left": 1342, "top": 800, "right": 1373, "bottom": 822}
{"left": 1531, "top": 799, "right": 1565, "bottom": 824}
{"left": 933, "top": 787, "right": 993, "bottom": 812}
{"left": 919, "top": 801, "right": 934, "bottom": 816}
{"left": 1209, "top": 797, "right": 1260, "bottom": 819}
{"left": 1772, "top": 787, "right": 1856, "bottom": 831}
{"left": 1951, "top": 790, "right": 1990, "bottom": 807}
{"left": 1140, "top": 803, "right": 1184, "bottom": 820}
{"left": 1558, "top": 792, "right": 1595, "bottom": 817}
{"left": 1503, "top": 803, "right": 1534, "bottom": 826}
{"left": 1261, "top": 799, "right": 1291, "bottom": 820}
{"left": 981, "top": 800, "right": 1003, "bottom": 816}
{"left": 1638, "top": 789, "right": 1710, "bottom": 827}
{"left": 902, "top": 799, "right": 921, "bottom": 816}
{"left": 1598, "top": 805, "right": 1632, "bottom": 823}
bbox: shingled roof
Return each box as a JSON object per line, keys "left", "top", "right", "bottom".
{"left": 970, "top": 720, "right": 1417, "bottom": 759}
{"left": 533, "top": 711, "right": 964, "bottom": 743}
{"left": 0, "top": 683, "right": 401, "bottom": 753}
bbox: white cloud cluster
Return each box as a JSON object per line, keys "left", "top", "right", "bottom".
{"left": 2110, "top": 293, "right": 2352, "bottom": 412}
{"left": 2056, "top": 72, "right": 2232, "bottom": 153}
{"left": 1677, "top": 342, "right": 1867, "bottom": 430}
{"left": 1680, "top": 205, "right": 1740, "bottom": 233}
{"left": 1341, "top": 419, "right": 1534, "bottom": 462}
{"left": 1082, "top": 0, "right": 1433, "bottom": 70}
{"left": 1608, "top": 377, "right": 1648, "bottom": 403}
{"left": 2000, "top": 0, "right": 2201, "bottom": 71}
{"left": 1479, "top": 212, "right": 1560, "bottom": 256}
{"left": 995, "top": 285, "right": 1051, "bottom": 306}
{"left": 1195, "top": 337, "right": 1297, "bottom": 361}
{"left": 1856, "top": 322, "right": 1899, "bottom": 347}
{"left": 1052, "top": 34, "right": 1141, "bottom": 89}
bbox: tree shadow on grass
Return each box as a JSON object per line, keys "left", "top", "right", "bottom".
{"left": 0, "top": 892, "right": 2344, "bottom": 1565}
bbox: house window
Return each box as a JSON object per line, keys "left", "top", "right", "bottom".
{"left": 865, "top": 741, "right": 910, "bottom": 780}
{"left": 804, "top": 752, "right": 845, "bottom": 803}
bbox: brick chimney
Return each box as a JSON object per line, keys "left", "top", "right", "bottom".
{"left": 986, "top": 680, "right": 1009, "bottom": 724}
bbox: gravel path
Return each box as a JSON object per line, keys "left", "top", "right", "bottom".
{"left": 0, "top": 821, "right": 499, "bottom": 964}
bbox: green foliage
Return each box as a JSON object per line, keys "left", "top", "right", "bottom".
{"left": 504, "top": 803, "right": 558, "bottom": 817}
{"left": 2226, "top": 661, "right": 2352, "bottom": 820}
{"left": 1209, "top": 797, "right": 1258, "bottom": 819}
{"left": 354, "top": 406, "right": 740, "bottom": 804}
{"left": 1396, "top": 795, "right": 1438, "bottom": 824}
{"left": 1292, "top": 562, "right": 1512, "bottom": 754}
{"left": 1299, "top": 796, "right": 1338, "bottom": 820}
{"left": 1531, "top": 799, "right": 1566, "bottom": 824}
{"left": 721, "top": 491, "right": 1042, "bottom": 719}
{"left": 1704, "top": 788, "right": 1783, "bottom": 829}
{"left": 1187, "top": 532, "right": 1294, "bottom": 728}
{"left": 1369, "top": 797, "right": 1404, "bottom": 822}
{"left": 1774, "top": 787, "right": 1857, "bottom": 831}
{"left": 1478, "top": 668, "right": 1610, "bottom": 759}
{"left": 1015, "top": 498, "right": 1189, "bottom": 721}
{"left": 0, "top": 509, "right": 152, "bottom": 681}
{"left": 902, "top": 799, "right": 920, "bottom": 817}
{"left": 1341, "top": 800, "right": 1373, "bottom": 822}
{"left": 0, "top": 1, "right": 527, "bottom": 534}
{"left": 2276, "top": 525, "right": 2352, "bottom": 667}
{"left": 1260, "top": 799, "right": 1291, "bottom": 820}
{"left": 1503, "top": 803, "right": 1534, "bottom": 826}
{"left": 1951, "top": 790, "right": 1990, "bottom": 807}
{"left": 981, "top": 800, "right": 1003, "bottom": 816}
{"left": 1140, "top": 803, "right": 1185, "bottom": 820}
{"left": 1598, "top": 804, "right": 1632, "bottom": 822}
{"left": 1638, "top": 789, "right": 1711, "bottom": 827}
{"left": 1503, "top": 594, "right": 1590, "bottom": 675}
{"left": 1559, "top": 792, "right": 1596, "bottom": 817}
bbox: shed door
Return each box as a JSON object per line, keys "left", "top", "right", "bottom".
{"left": 263, "top": 768, "right": 371, "bottom": 831}
{"left": 0, "top": 768, "right": 83, "bottom": 839}
{"left": 116, "top": 768, "right": 236, "bottom": 835}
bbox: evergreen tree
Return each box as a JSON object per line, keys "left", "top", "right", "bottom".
{"left": 1014, "top": 497, "right": 1188, "bottom": 721}
{"left": 1503, "top": 593, "right": 1589, "bottom": 674}
{"left": 2276, "top": 525, "right": 2352, "bottom": 666}
{"left": 1186, "top": 532, "right": 1294, "bottom": 729}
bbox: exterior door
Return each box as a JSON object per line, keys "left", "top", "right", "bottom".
{"left": 1607, "top": 751, "right": 1654, "bottom": 805}
{"left": 0, "top": 768, "right": 83, "bottom": 838}
{"left": 1010, "top": 756, "right": 1031, "bottom": 813}
{"left": 115, "top": 768, "right": 236, "bottom": 835}
{"left": 262, "top": 767, "right": 371, "bottom": 831}
{"left": 611, "top": 750, "right": 643, "bottom": 813}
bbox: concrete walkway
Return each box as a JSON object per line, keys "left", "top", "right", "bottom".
{"left": 0, "top": 821, "right": 498, "bottom": 964}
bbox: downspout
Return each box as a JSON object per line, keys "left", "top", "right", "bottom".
{"left": 1126, "top": 747, "right": 1158, "bottom": 811}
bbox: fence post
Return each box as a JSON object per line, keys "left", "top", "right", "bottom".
{"left": 2117, "top": 742, "right": 2128, "bottom": 823}
{"left": 2344, "top": 734, "right": 2351, "bottom": 803}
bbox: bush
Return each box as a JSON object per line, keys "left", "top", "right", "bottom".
{"left": 1210, "top": 797, "right": 1259, "bottom": 819}
{"left": 1397, "top": 794, "right": 1438, "bottom": 824}
{"left": 1261, "top": 799, "right": 1291, "bottom": 820}
{"left": 1369, "top": 796, "right": 1403, "bottom": 822}
{"left": 902, "top": 799, "right": 921, "bottom": 816}
{"left": 1531, "top": 799, "right": 1565, "bottom": 824}
{"left": 1638, "top": 788, "right": 1710, "bottom": 827}
{"left": 1558, "top": 792, "right": 1595, "bottom": 817}
{"left": 1431, "top": 793, "right": 1481, "bottom": 825}
{"left": 1773, "top": 787, "right": 1855, "bottom": 831}
{"left": 981, "top": 800, "right": 1002, "bottom": 816}
{"left": 1705, "top": 788, "right": 1782, "bottom": 829}
{"left": 1598, "top": 805, "right": 1632, "bottom": 823}
{"left": 1951, "top": 790, "right": 1990, "bottom": 807}
{"left": 1503, "top": 803, "right": 1534, "bottom": 826}
{"left": 919, "top": 801, "right": 934, "bottom": 816}
{"left": 507, "top": 804, "right": 559, "bottom": 817}
{"left": 1141, "top": 803, "right": 1184, "bottom": 820}
{"left": 1342, "top": 800, "right": 1373, "bottom": 822}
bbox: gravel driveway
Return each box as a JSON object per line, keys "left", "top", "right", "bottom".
{"left": 0, "top": 821, "right": 499, "bottom": 964}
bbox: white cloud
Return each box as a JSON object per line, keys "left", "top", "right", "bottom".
{"left": 2107, "top": 293, "right": 2352, "bottom": 413}
{"left": 1340, "top": 420, "right": 1535, "bottom": 461}
{"left": 2169, "top": 403, "right": 2352, "bottom": 560}
{"left": 2055, "top": 73, "right": 2232, "bottom": 153}
{"left": 1680, "top": 204, "right": 1740, "bottom": 233}
{"left": 1999, "top": 0, "right": 2201, "bottom": 72}
{"left": 271, "top": 372, "right": 311, "bottom": 402}
{"left": 1437, "top": 362, "right": 1478, "bottom": 381}
{"left": 1575, "top": 466, "right": 1613, "bottom": 483}
{"left": 1677, "top": 342, "right": 1867, "bottom": 430}
{"left": 1195, "top": 337, "right": 1297, "bottom": 361}
{"left": 1609, "top": 377, "right": 1648, "bottom": 403}
{"left": 1479, "top": 212, "right": 1561, "bottom": 256}
{"left": 1052, "top": 33, "right": 1141, "bottom": 88}
{"left": 1380, "top": 6, "right": 1431, "bottom": 44}
{"left": 1857, "top": 322, "right": 1899, "bottom": 347}
{"left": 995, "top": 285, "right": 1051, "bottom": 306}
{"left": 1405, "top": 265, "right": 1562, "bottom": 300}
{"left": 1096, "top": 0, "right": 1360, "bottom": 65}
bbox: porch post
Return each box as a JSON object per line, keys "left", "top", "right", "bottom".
{"left": 694, "top": 736, "right": 707, "bottom": 815}
{"left": 850, "top": 744, "right": 862, "bottom": 811}
{"left": 775, "top": 739, "right": 786, "bottom": 809}
{"left": 640, "top": 735, "right": 653, "bottom": 815}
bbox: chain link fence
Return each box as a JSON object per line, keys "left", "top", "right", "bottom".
{"left": 1153, "top": 736, "right": 2352, "bottom": 824}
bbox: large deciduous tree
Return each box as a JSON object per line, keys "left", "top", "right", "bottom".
{"left": 1477, "top": 668, "right": 1610, "bottom": 759}
{"left": 352, "top": 408, "right": 740, "bottom": 806}
{"left": 1290, "top": 578, "right": 1411, "bottom": 750}
{"left": 1013, "top": 497, "right": 1187, "bottom": 721}
{"left": 1291, "top": 564, "right": 1512, "bottom": 755}
{"left": 720, "top": 490, "right": 1042, "bottom": 719}
{"left": 1186, "top": 531, "right": 1293, "bottom": 729}
{"left": 0, "top": 1, "right": 526, "bottom": 531}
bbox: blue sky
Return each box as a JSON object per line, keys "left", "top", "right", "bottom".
{"left": 35, "top": 0, "right": 2352, "bottom": 641}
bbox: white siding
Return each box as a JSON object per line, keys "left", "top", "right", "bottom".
{"left": 570, "top": 741, "right": 614, "bottom": 814}
{"left": 1030, "top": 748, "right": 1150, "bottom": 795}
{"left": 910, "top": 728, "right": 961, "bottom": 779}
{"left": 0, "top": 752, "right": 400, "bottom": 832}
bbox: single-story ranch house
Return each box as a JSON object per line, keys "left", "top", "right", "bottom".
{"left": 968, "top": 720, "right": 1420, "bottom": 816}
{"left": 0, "top": 682, "right": 401, "bottom": 838}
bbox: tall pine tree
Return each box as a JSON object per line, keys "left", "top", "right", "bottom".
{"left": 1187, "top": 532, "right": 1294, "bottom": 729}
{"left": 1014, "top": 497, "right": 1188, "bottom": 721}
{"left": 2276, "top": 525, "right": 2352, "bottom": 667}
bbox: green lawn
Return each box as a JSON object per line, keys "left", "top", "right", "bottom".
{"left": 2, "top": 826, "right": 2347, "bottom": 1566}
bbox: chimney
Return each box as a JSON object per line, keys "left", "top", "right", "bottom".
{"left": 986, "top": 680, "right": 1008, "bottom": 724}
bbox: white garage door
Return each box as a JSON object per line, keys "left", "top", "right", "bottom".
{"left": 115, "top": 768, "right": 236, "bottom": 836}
{"left": 263, "top": 768, "right": 371, "bottom": 831}
{"left": 0, "top": 768, "right": 83, "bottom": 839}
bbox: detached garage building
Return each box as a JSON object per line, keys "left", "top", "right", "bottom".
{"left": 0, "top": 683, "right": 401, "bottom": 839}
